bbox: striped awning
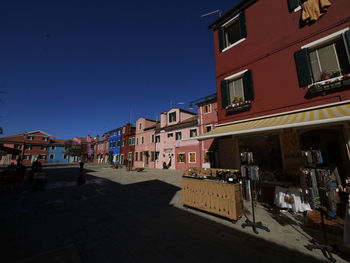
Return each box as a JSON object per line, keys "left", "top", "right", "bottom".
{"left": 186, "top": 102, "right": 350, "bottom": 141}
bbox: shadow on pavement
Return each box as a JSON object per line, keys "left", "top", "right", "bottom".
{"left": 0, "top": 167, "right": 329, "bottom": 263}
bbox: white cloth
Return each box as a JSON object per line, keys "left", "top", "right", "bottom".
{"left": 274, "top": 186, "right": 311, "bottom": 213}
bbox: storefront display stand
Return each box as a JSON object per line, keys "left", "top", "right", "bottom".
{"left": 241, "top": 179, "right": 270, "bottom": 234}
{"left": 305, "top": 207, "right": 335, "bottom": 262}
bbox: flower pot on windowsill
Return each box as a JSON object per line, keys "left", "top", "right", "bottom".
{"left": 226, "top": 102, "right": 251, "bottom": 113}
{"left": 308, "top": 74, "right": 349, "bottom": 94}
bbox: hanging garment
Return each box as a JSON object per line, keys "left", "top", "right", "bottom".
{"left": 302, "top": 0, "right": 331, "bottom": 23}
{"left": 274, "top": 186, "right": 311, "bottom": 212}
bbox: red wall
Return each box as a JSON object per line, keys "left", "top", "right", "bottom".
{"left": 214, "top": 0, "right": 350, "bottom": 124}
{"left": 121, "top": 124, "right": 136, "bottom": 164}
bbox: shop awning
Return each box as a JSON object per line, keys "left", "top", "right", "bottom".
{"left": 185, "top": 101, "right": 350, "bottom": 141}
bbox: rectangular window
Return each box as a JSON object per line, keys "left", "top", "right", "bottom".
{"left": 154, "top": 151, "right": 159, "bottom": 160}
{"left": 139, "top": 123, "right": 142, "bottom": 130}
{"left": 295, "top": 29, "right": 350, "bottom": 87}
{"left": 221, "top": 70, "right": 254, "bottom": 108}
{"left": 122, "top": 140, "right": 125, "bottom": 147}
{"left": 178, "top": 153, "right": 186, "bottom": 163}
{"left": 155, "top": 135, "right": 160, "bottom": 143}
{"left": 136, "top": 138, "right": 139, "bottom": 145}
{"left": 151, "top": 134, "right": 155, "bottom": 143}
{"left": 175, "top": 132, "right": 182, "bottom": 140}
{"left": 205, "top": 125, "right": 212, "bottom": 133}
{"left": 64, "top": 154, "right": 68, "bottom": 159}
{"left": 309, "top": 38, "right": 350, "bottom": 82}
{"left": 219, "top": 12, "right": 246, "bottom": 52}
{"left": 49, "top": 154, "right": 55, "bottom": 160}
{"left": 128, "top": 152, "right": 132, "bottom": 161}
{"left": 189, "top": 152, "right": 196, "bottom": 163}
{"left": 141, "top": 137, "right": 144, "bottom": 144}
{"left": 189, "top": 129, "right": 197, "bottom": 137}
{"left": 28, "top": 136, "right": 33, "bottom": 140}
{"left": 135, "top": 152, "right": 138, "bottom": 161}
{"left": 51, "top": 146, "right": 56, "bottom": 150}
{"left": 167, "top": 133, "right": 173, "bottom": 138}
{"left": 151, "top": 151, "right": 155, "bottom": 161}
{"left": 140, "top": 152, "right": 143, "bottom": 161}
{"left": 131, "top": 138, "right": 135, "bottom": 145}
{"left": 169, "top": 112, "right": 176, "bottom": 122}
{"left": 228, "top": 77, "right": 244, "bottom": 103}
{"left": 203, "top": 104, "right": 211, "bottom": 114}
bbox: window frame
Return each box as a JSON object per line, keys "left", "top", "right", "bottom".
{"left": 205, "top": 125, "right": 213, "bottom": 133}
{"left": 175, "top": 132, "right": 182, "bottom": 141}
{"left": 203, "top": 104, "right": 211, "bottom": 114}
{"left": 188, "top": 152, "right": 196, "bottom": 163}
{"left": 167, "top": 133, "right": 174, "bottom": 138}
{"left": 295, "top": 28, "right": 350, "bottom": 87}
{"left": 168, "top": 112, "right": 176, "bottom": 123}
{"left": 189, "top": 128, "right": 198, "bottom": 138}
{"left": 219, "top": 12, "right": 247, "bottom": 53}
{"left": 177, "top": 152, "right": 186, "bottom": 163}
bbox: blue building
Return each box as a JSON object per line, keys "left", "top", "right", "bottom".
{"left": 107, "top": 128, "right": 122, "bottom": 164}
{"left": 47, "top": 139, "right": 71, "bottom": 163}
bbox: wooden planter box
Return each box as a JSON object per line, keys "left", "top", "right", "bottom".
{"left": 182, "top": 176, "right": 243, "bottom": 221}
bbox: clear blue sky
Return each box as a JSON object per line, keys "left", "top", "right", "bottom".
{"left": 0, "top": 0, "right": 238, "bottom": 139}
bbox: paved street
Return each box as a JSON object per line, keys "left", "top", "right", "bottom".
{"left": 0, "top": 165, "right": 347, "bottom": 263}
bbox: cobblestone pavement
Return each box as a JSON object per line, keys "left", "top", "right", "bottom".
{"left": 0, "top": 164, "right": 347, "bottom": 263}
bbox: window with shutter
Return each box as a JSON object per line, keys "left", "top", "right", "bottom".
{"left": 222, "top": 70, "right": 254, "bottom": 106}
{"left": 295, "top": 29, "right": 350, "bottom": 88}
{"left": 309, "top": 38, "right": 350, "bottom": 82}
{"left": 218, "top": 12, "right": 247, "bottom": 52}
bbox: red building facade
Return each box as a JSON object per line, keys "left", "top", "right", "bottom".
{"left": 0, "top": 130, "right": 51, "bottom": 165}
{"left": 196, "top": 0, "right": 350, "bottom": 212}
{"left": 120, "top": 123, "right": 136, "bottom": 165}
{"left": 211, "top": 0, "right": 350, "bottom": 124}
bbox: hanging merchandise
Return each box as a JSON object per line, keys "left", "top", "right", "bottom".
{"left": 301, "top": 148, "right": 343, "bottom": 262}
{"left": 274, "top": 186, "right": 311, "bottom": 213}
{"left": 301, "top": 149, "right": 324, "bottom": 167}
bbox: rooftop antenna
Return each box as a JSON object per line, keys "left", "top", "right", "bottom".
{"left": 200, "top": 9, "right": 222, "bottom": 18}
{"left": 169, "top": 100, "right": 185, "bottom": 109}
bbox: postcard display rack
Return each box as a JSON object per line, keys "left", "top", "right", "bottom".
{"left": 301, "top": 149, "right": 341, "bottom": 262}
{"left": 240, "top": 151, "right": 270, "bottom": 234}
{"left": 182, "top": 168, "right": 243, "bottom": 221}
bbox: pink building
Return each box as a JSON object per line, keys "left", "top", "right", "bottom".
{"left": 134, "top": 118, "right": 158, "bottom": 168}
{"left": 154, "top": 108, "right": 200, "bottom": 170}
{"left": 196, "top": 94, "right": 219, "bottom": 168}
